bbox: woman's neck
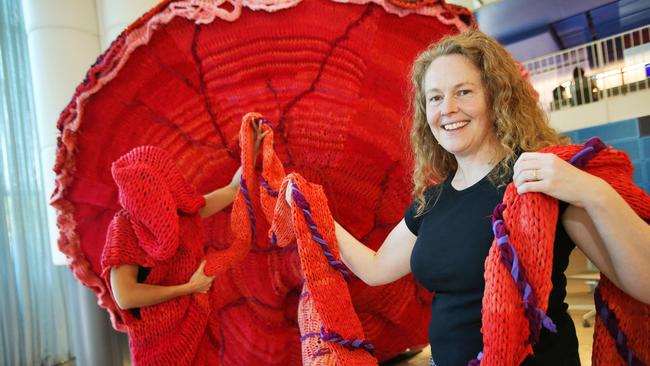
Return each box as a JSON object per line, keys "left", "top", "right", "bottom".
{"left": 452, "top": 145, "right": 504, "bottom": 190}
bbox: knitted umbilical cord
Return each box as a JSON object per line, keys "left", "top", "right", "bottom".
{"left": 478, "top": 138, "right": 650, "bottom": 366}
{"left": 568, "top": 141, "right": 650, "bottom": 366}
{"left": 586, "top": 137, "right": 649, "bottom": 366}
{"left": 278, "top": 173, "right": 378, "bottom": 365}
{"left": 592, "top": 277, "right": 650, "bottom": 366}
{"left": 491, "top": 203, "right": 558, "bottom": 344}
{"left": 472, "top": 139, "right": 605, "bottom": 365}
{"left": 203, "top": 115, "right": 259, "bottom": 276}
{"left": 594, "top": 287, "right": 644, "bottom": 366}
{"left": 239, "top": 111, "right": 430, "bottom": 363}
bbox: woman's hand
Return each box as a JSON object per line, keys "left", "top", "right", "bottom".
{"left": 285, "top": 181, "right": 293, "bottom": 205}
{"left": 515, "top": 151, "right": 650, "bottom": 303}
{"left": 512, "top": 152, "right": 607, "bottom": 207}
{"left": 185, "top": 260, "right": 215, "bottom": 294}
{"left": 226, "top": 120, "right": 268, "bottom": 190}
{"left": 110, "top": 262, "right": 214, "bottom": 309}
{"left": 252, "top": 118, "right": 268, "bottom": 165}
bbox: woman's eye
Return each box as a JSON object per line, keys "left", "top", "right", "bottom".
{"left": 428, "top": 95, "right": 442, "bottom": 103}
{"left": 458, "top": 89, "right": 471, "bottom": 96}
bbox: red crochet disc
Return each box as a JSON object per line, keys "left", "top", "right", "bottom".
{"left": 51, "top": 0, "right": 473, "bottom": 362}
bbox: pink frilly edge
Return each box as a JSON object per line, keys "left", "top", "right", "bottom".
{"left": 50, "top": 0, "right": 471, "bottom": 331}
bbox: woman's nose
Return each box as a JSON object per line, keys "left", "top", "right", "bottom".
{"left": 440, "top": 96, "right": 458, "bottom": 115}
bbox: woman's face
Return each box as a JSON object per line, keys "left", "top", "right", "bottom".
{"left": 423, "top": 54, "right": 498, "bottom": 160}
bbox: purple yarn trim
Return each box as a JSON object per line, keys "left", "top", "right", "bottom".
{"left": 492, "top": 204, "right": 557, "bottom": 346}
{"left": 260, "top": 176, "right": 279, "bottom": 197}
{"left": 290, "top": 183, "right": 350, "bottom": 282}
{"left": 568, "top": 137, "right": 606, "bottom": 168}
{"left": 270, "top": 231, "right": 277, "bottom": 247}
{"left": 319, "top": 325, "right": 375, "bottom": 355}
{"left": 300, "top": 331, "right": 321, "bottom": 341}
{"left": 239, "top": 177, "right": 256, "bottom": 237}
{"left": 468, "top": 352, "right": 483, "bottom": 366}
{"left": 313, "top": 348, "right": 332, "bottom": 357}
{"left": 594, "top": 287, "right": 645, "bottom": 366}
{"left": 471, "top": 138, "right": 608, "bottom": 365}
{"left": 254, "top": 116, "right": 273, "bottom": 128}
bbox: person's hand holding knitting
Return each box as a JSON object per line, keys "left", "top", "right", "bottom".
{"left": 513, "top": 151, "right": 605, "bottom": 208}
{"left": 185, "top": 260, "right": 216, "bottom": 294}
{"left": 512, "top": 149, "right": 650, "bottom": 304}
{"left": 200, "top": 119, "right": 268, "bottom": 218}
{"left": 251, "top": 118, "right": 268, "bottom": 159}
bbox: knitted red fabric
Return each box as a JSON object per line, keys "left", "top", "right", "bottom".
{"left": 280, "top": 173, "right": 378, "bottom": 365}
{"left": 246, "top": 112, "right": 430, "bottom": 362}
{"left": 480, "top": 144, "right": 650, "bottom": 366}
{"left": 101, "top": 146, "right": 216, "bottom": 365}
{"left": 52, "top": 0, "right": 463, "bottom": 335}
{"left": 592, "top": 278, "right": 650, "bottom": 366}
{"left": 111, "top": 146, "right": 206, "bottom": 261}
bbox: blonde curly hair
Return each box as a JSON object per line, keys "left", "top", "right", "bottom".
{"left": 410, "top": 29, "right": 568, "bottom": 215}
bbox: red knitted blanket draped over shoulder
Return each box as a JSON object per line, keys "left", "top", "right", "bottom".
{"left": 480, "top": 142, "right": 650, "bottom": 366}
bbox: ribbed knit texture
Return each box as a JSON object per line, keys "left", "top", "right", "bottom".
{"left": 282, "top": 173, "right": 378, "bottom": 365}
{"left": 241, "top": 112, "right": 430, "bottom": 363}
{"left": 480, "top": 144, "right": 650, "bottom": 366}
{"left": 52, "top": 0, "right": 463, "bottom": 337}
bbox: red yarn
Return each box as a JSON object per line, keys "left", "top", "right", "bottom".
{"left": 280, "top": 173, "right": 378, "bottom": 365}
{"left": 52, "top": 0, "right": 464, "bottom": 334}
{"left": 480, "top": 144, "right": 650, "bottom": 366}
{"left": 243, "top": 112, "right": 430, "bottom": 363}
{"left": 101, "top": 146, "right": 215, "bottom": 365}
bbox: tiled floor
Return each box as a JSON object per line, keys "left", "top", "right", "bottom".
{"left": 391, "top": 250, "right": 597, "bottom": 366}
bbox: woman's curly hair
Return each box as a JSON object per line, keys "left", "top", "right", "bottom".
{"left": 409, "top": 29, "right": 568, "bottom": 215}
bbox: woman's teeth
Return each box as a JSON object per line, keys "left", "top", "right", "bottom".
{"left": 443, "top": 121, "right": 469, "bottom": 131}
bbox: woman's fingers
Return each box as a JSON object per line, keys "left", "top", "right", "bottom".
{"left": 197, "top": 260, "right": 206, "bottom": 273}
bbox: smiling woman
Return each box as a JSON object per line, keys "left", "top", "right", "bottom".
{"left": 330, "top": 29, "right": 650, "bottom": 366}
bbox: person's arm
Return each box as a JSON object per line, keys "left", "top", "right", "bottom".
{"left": 110, "top": 260, "right": 214, "bottom": 310}
{"left": 198, "top": 169, "right": 240, "bottom": 218}
{"left": 561, "top": 184, "right": 650, "bottom": 303}
{"left": 334, "top": 220, "right": 417, "bottom": 286}
{"left": 199, "top": 120, "right": 268, "bottom": 218}
{"left": 284, "top": 180, "right": 417, "bottom": 286}
{"left": 514, "top": 152, "right": 650, "bottom": 304}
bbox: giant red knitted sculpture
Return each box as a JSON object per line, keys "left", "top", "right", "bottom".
{"left": 51, "top": 0, "right": 473, "bottom": 363}
{"left": 476, "top": 138, "right": 650, "bottom": 366}
{"left": 52, "top": 1, "right": 472, "bottom": 336}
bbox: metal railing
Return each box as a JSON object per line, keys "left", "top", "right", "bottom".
{"left": 523, "top": 25, "right": 650, "bottom": 112}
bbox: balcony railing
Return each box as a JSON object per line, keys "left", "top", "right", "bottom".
{"left": 523, "top": 25, "right": 650, "bottom": 112}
